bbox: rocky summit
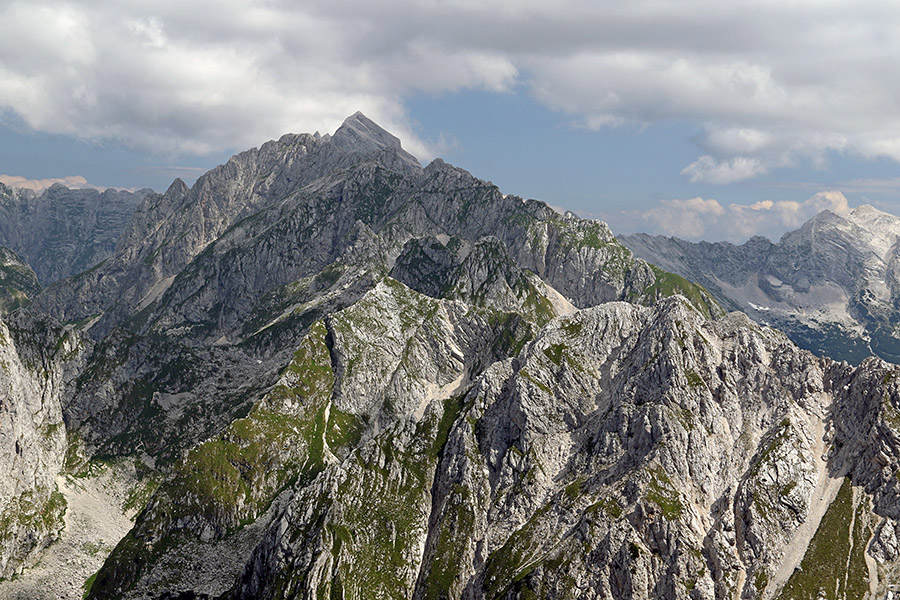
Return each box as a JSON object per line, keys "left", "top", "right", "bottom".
{"left": 621, "top": 205, "right": 900, "bottom": 365}
{"left": 1, "top": 114, "right": 899, "bottom": 600}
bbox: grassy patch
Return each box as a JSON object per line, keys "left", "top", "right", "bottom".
{"left": 0, "top": 487, "right": 67, "bottom": 552}
{"left": 482, "top": 504, "right": 554, "bottom": 598}
{"left": 543, "top": 343, "right": 566, "bottom": 367}
{"left": 686, "top": 369, "right": 705, "bottom": 388}
{"left": 587, "top": 497, "right": 623, "bottom": 519}
{"left": 328, "top": 399, "right": 467, "bottom": 597}
{"left": 883, "top": 397, "right": 900, "bottom": 430}
{"left": 148, "top": 321, "right": 337, "bottom": 532}
{"left": 564, "top": 479, "right": 584, "bottom": 501}
{"left": 641, "top": 265, "right": 720, "bottom": 319}
{"left": 519, "top": 369, "right": 551, "bottom": 395}
{"left": 82, "top": 571, "right": 98, "bottom": 599}
{"left": 325, "top": 409, "right": 366, "bottom": 449}
{"left": 488, "top": 312, "right": 535, "bottom": 359}
{"left": 561, "top": 319, "right": 583, "bottom": 337}
{"left": 421, "top": 484, "right": 477, "bottom": 598}
{"left": 755, "top": 570, "right": 769, "bottom": 595}
{"left": 646, "top": 469, "right": 683, "bottom": 520}
{"left": 521, "top": 287, "right": 556, "bottom": 326}
{"left": 775, "top": 478, "right": 869, "bottom": 600}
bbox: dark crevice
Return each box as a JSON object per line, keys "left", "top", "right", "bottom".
{"left": 322, "top": 315, "right": 342, "bottom": 403}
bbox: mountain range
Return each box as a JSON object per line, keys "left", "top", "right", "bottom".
{"left": 0, "top": 183, "right": 149, "bottom": 286}
{"left": 621, "top": 206, "right": 900, "bottom": 365}
{"left": 0, "top": 114, "right": 899, "bottom": 600}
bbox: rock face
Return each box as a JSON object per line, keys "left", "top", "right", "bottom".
{"left": 621, "top": 206, "right": 900, "bottom": 364}
{"left": 0, "top": 183, "right": 148, "bottom": 285}
{"left": 33, "top": 117, "right": 717, "bottom": 341}
{"left": 29, "top": 113, "right": 717, "bottom": 470}
{"left": 0, "top": 248, "right": 40, "bottom": 314}
{"left": 0, "top": 311, "right": 80, "bottom": 578}
{"left": 2, "top": 113, "right": 900, "bottom": 599}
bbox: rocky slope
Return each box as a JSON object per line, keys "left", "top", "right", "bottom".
{"left": 0, "top": 183, "right": 148, "bottom": 285}
{"left": 2, "top": 114, "right": 897, "bottom": 599}
{"left": 621, "top": 206, "right": 900, "bottom": 364}
{"left": 87, "top": 281, "right": 900, "bottom": 600}
{"left": 0, "top": 114, "right": 716, "bottom": 587}
{"left": 33, "top": 115, "right": 717, "bottom": 339}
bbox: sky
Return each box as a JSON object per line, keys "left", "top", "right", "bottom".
{"left": 2, "top": 0, "right": 900, "bottom": 243}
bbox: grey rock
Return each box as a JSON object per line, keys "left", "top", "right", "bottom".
{"left": 12, "top": 113, "right": 890, "bottom": 600}
{"left": 620, "top": 205, "right": 900, "bottom": 364}
{"left": 0, "top": 183, "right": 148, "bottom": 285}
{"left": 0, "top": 311, "right": 84, "bottom": 577}
{"left": 0, "top": 248, "right": 40, "bottom": 314}
{"left": 22, "top": 114, "right": 716, "bottom": 475}
{"left": 89, "top": 282, "right": 900, "bottom": 599}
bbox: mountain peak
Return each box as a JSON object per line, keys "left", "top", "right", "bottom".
{"left": 164, "top": 178, "right": 189, "bottom": 198}
{"left": 846, "top": 203, "right": 900, "bottom": 231}
{"left": 332, "top": 111, "right": 403, "bottom": 153}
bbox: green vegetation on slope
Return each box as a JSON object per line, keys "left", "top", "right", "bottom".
{"left": 640, "top": 265, "right": 721, "bottom": 320}
{"left": 88, "top": 321, "right": 347, "bottom": 597}
{"left": 775, "top": 477, "right": 871, "bottom": 600}
{"left": 0, "top": 249, "right": 41, "bottom": 314}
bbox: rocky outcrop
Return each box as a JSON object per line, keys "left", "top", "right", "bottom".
{"left": 391, "top": 235, "right": 577, "bottom": 324}
{"left": 0, "top": 248, "right": 40, "bottom": 314}
{"left": 25, "top": 114, "right": 717, "bottom": 475}
{"left": 88, "top": 281, "right": 900, "bottom": 600}
{"left": 34, "top": 114, "right": 716, "bottom": 343}
{"left": 621, "top": 206, "right": 900, "bottom": 364}
{"left": 31, "top": 113, "right": 421, "bottom": 336}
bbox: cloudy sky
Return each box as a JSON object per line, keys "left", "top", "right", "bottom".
{"left": 2, "top": 0, "right": 900, "bottom": 242}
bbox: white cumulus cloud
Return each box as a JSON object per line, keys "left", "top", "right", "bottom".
{"left": 681, "top": 155, "right": 767, "bottom": 184}
{"left": 639, "top": 197, "right": 725, "bottom": 238}
{"left": 0, "top": 174, "right": 105, "bottom": 192}
{"left": 1, "top": 0, "right": 900, "bottom": 180}
{"left": 638, "top": 191, "right": 854, "bottom": 241}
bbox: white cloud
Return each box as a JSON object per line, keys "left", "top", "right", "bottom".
{"left": 804, "top": 190, "right": 851, "bottom": 216}
{"left": 0, "top": 0, "right": 520, "bottom": 160}
{"left": 639, "top": 197, "right": 725, "bottom": 238}
{"left": 681, "top": 155, "right": 767, "bottom": 184}
{"left": 637, "top": 190, "right": 853, "bottom": 241}
{"left": 1, "top": 0, "right": 900, "bottom": 178}
{"left": 0, "top": 174, "right": 103, "bottom": 192}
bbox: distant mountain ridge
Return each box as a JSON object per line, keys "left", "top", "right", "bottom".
{"left": 33, "top": 112, "right": 719, "bottom": 342}
{"left": 0, "top": 183, "right": 149, "bottom": 285}
{"left": 620, "top": 205, "right": 900, "bottom": 364}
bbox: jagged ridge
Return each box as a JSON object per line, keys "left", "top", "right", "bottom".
{"left": 9, "top": 114, "right": 890, "bottom": 600}
{"left": 621, "top": 205, "right": 900, "bottom": 364}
